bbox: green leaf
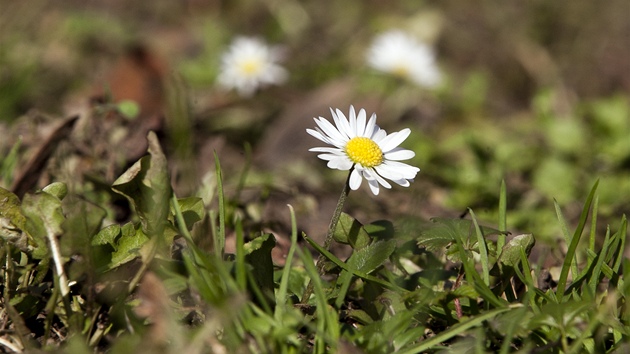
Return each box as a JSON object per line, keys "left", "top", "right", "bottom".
{"left": 496, "top": 234, "right": 535, "bottom": 270}
{"left": 42, "top": 182, "right": 68, "bottom": 200}
{"left": 92, "top": 224, "right": 121, "bottom": 248}
{"left": 556, "top": 180, "right": 599, "bottom": 299}
{"left": 363, "top": 220, "right": 395, "bottom": 240}
{"left": 333, "top": 212, "right": 371, "bottom": 249}
{"left": 346, "top": 239, "right": 396, "bottom": 274}
{"left": 21, "top": 192, "right": 65, "bottom": 259}
{"left": 61, "top": 195, "right": 107, "bottom": 279}
{"left": 0, "top": 187, "right": 29, "bottom": 250}
{"left": 244, "top": 233, "right": 277, "bottom": 299}
{"left": 417, "top": 217, "right": 499, "bottom": 262}
{"left": 172, "top": 196, "right": 205, "bottom": 231}
{"left": 112, "top": 132, "right": 171, "bottom": 237}
{"left": 110, "top": 223, "right": 149, "bottom": 269}
{"left": 61, "top": 195, "right": 106, "bottom": 255}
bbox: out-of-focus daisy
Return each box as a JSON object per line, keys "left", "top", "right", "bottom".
{"left": 307, "top": 106, "right": 420, "bottom": 195}
{"left": 217, "top": 36, "right": 288, "bottom": 97}
{"left": 366, "top": 30, "right": 441, "bottom": 88}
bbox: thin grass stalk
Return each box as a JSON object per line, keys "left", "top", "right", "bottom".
{"left": 556, "top": 180, "right": 599, "bottom": 299}
{"left": 554, "top": 200, "right": 578, "bottom": 280}
{"left": 299, "top": 248, "right": 337, "bottom": 353}
{"left": 214, "top": 152, "right": 226, "bottom": 257}
{"left": 588, "top": 228, "right": 610, "bottom": 294}
{"left": 469, "top": 209, "right": 490, "bottom": 286}
{"left": 275, "top": 205, "right": 298, "bottom": 321}
{"left": 588, "top": 195, "right": 599, "bottom": 266}
{"left": 498, "top": 179, "right": 507, "bottom": 251}
{"left": 235, "top": 217, "right": 246, "bottom": 290}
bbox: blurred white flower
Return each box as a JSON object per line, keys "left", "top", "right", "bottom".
{"left": 366, "top": 30, "right": 442, "bottom": 88}
{"left": 307, "top": 106, "right": 420, "bottom": 195}
{"left": 217, "top": 36, "right": 288, "bottom": 97}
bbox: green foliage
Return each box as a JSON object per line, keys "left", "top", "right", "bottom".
{"left": 0, "top": 131, "right": 627, "bottom": 353}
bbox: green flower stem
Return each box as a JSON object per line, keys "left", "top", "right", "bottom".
{"left": 301, "top": 170, "right": 352, "bottom": 304}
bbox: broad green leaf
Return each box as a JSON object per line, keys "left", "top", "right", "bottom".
{"left": 112, "top": 132, "right": 171, "bottom": 237}
{"left": 110, "top": 223, "right": 149, "bottom": 269}
{"left": 417, "top": 217, "right": 499, "bottom": 262}
{"left": 346, "top": 239, "right": 396, "bottom": 274}
{"left": 61, "top": 195, "right": 106, "bottom": 255}
{"left": 333, "top": 212, "right": 371, "bottom": 249}
{"left": 172, "top": 196, "right": 205, "bottom": 231}
{"left": 42, "top": 182, "right": 68, "bottom": 200}
{"left": 21, "top": 192, "right": 65, "bottom": 259}
{"left": 0, "top": 187, "right": 29, "bottom": 250}
{"left": 496, "top": 234, "right": 535, "bottom": 270}
{"left": 363, "top": 220, "right": 395, "bottom": 240}
{"left": 92, "top": 224, "right": 121, "bottom": 248}
{"left": 244, "top": 233, "right": 277, "bottom": 298}
{"left": 451, "top": 284, "right": 479, "bottom": 299}
{"left": 346, "top": 309, "right": 373, "bottom": 324}
{"left": 61, "top": 195, "right": 107, "bottom": 280}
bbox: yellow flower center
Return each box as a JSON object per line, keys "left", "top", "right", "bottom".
{"left": 345, "top": 137, "right": 383, "bottom": 167}
{"left": 391, "top": 64, "right": 410, "bottom": 79}
{"left": 239, "top": 59, "right": 262, "bottom": 76}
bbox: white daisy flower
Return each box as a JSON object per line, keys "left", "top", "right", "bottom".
{"left": 307, "top": 106, "right": 420, "bottom": 195}
{"left": 217, "top": 36, "right": 288, "bottom": 97}
{"left": 366, "top": 30, "right": 442, "bottom": 88}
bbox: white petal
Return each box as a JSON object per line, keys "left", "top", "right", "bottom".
{"left": 307, "top": 128, "right": 337, "bottom": 146}
{"left": 383, "top": 148, "right": 415, "bottom": 161}
{"left": 378, "top": 128, "right": 411, "bottom": 152}
{"left": 315, "top": 117, "right": 347, "bottom": 145}
{"left": 348, "top": 105, "right": 357, "bottom": 136}
{"left": 371, "top": 128, "right": 387, "bottom": 142}
{"left": 328, "top": 157, "right": 354, "bottom": 170}
{"left": 367, "top": 177, "right": 380, "bottom": 195}
{"left": 393, "top": 178, "right": 411, "bottom": 187}
{"left": 364, "top": 168, "right": 391, "bottom": 189}
{"left": 316, "top": 153, "right": 343, "bottom": 161}
{"left": 381, "top": 161, "right": 420, "bottom": 179}
{"left": 363, "top": 113, "right": 378, "bottom": 137}
{"left": 310, "top": 147, "right": 343, "bottom": 154}
{"left": 349, "top": 168, "right": 363, "bottom": 190}
{"left": 355, "top": 108, "right": 367, "bottom": 137}
{"left": 374, "top": 164, "right": 404, "bottom": 181}
{"left": 334, "top": 108, "right": 354, "bottom": 138}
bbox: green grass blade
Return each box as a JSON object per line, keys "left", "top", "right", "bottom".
{"left": 588, "top": 227, "right": 610, "bottom": 294}
{"left": 398, "top": 306, "right": 516, "bottom": 354}
{"left": 611, "top": 215, "right": 627, "bottom": 274}
{"left": 275, "top": 205, "right": 299, "bottom": 321}
{"left": 556, "top": 179, "right": 599, "bottom": 300}
{"left": 214, "top": 152, "right": 226, "bottom": 257}
{"left": 588, "top": 195, "right": 599, "bottom": 266}
{"left": 518, "top": 247, "right": 540, "bottom": 311}
{"left": 235, "top": 217, "right": 246, "bottom": 290}
{"left": 554, "top": 199, "right": 578, "bottom": 280}
{"left": 298, "top": 247, "right": 338, "bottom": 353}
{"left": 469, "top": 209, "right": 490, "bottom": 286}
{"left": 498, "top": 179, "right": 507, "bottom": 251}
